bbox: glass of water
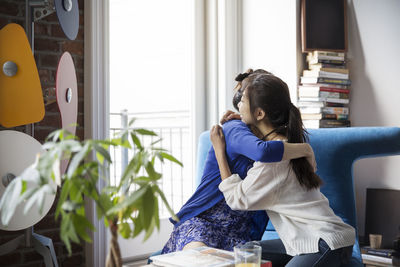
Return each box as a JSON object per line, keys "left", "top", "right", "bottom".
{"left": 234, "top": 243, "right": 261, "bottom": 267}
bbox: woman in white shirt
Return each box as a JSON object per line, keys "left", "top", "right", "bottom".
{"left": 210, "top": 72, "right": 355, "bottom": 267}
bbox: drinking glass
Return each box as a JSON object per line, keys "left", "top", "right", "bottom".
{"left": 234, "top": 243, "right": 261, "bottom": 267}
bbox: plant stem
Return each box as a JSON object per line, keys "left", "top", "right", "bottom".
{"left": 105, "top": 219, "right": 122, "bottom": 267}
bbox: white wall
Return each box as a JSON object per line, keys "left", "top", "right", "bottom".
{"left": 241, "top": 0, "right": 300, "bottom": 103}
{"left": 240, "top": 0, "right": 400, "bottom": 238}
{"left": 347, "top": 0, "right": 400, "bottom": 236}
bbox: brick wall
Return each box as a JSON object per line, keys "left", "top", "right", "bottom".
{"left": 0, "top": 0, "right": 85, "bottom": 266}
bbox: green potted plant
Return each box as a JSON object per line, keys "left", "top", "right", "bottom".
{"left": 0, "top": 120, "right": 181, "bottom": 267}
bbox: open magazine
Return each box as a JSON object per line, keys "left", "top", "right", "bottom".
{"left": 149, "top": 246, "right": 271, "bottom": 267}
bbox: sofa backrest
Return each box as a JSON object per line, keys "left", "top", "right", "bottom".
{"left": 195, "top": 127, "right": 400, "bottom": 266}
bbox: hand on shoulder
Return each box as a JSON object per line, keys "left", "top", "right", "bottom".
{"left": 220, "top": 110, "right": 241, "bottom": 124}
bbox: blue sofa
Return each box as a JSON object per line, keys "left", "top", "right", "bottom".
{"left": 195, "top": 127, "right": 400, "bottom": 266}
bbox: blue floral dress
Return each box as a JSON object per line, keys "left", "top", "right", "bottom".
{"left": 161, "top": 199, "right": 255, "bottom": 254}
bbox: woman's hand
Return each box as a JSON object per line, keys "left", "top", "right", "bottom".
{"left": 210, "top": 124, "right": 226, "bottom": 153}
{"left": 304, "top": 143, "right": 317, "bottom": 172}
{"left": 282, "top": 143, "right": 317, "bottom": 172}
{"left": 210, "top": 124, "right": 231, "bottom": 180}
{"left": 220, "top": 110, "right": 241, "bottom": 124}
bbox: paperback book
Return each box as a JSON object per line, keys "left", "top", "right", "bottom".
{"left": 298, "top": 85, "right": 350, "bottom": 95}
{"left": 298, "top": 90, "right": 349, "bottom": 99}
{"left": 300, "top": 76, "right": 351, "bottom": 86}
{"left": 150, "top": 246, "right": 272, "bottom": 267}
{"left": 361, "top": 246, "right": 400, "bottom": 258}
{"left": 302, "top": 113, "right": 348, "bottom": 120}
{"left": 303, "top": 119, "right": 350, "bottom": 129}
{"left": 303, "top": 70, "right": 349, "bottom": 80}
{"left": 361, "top": 253, "right": 400, "bottom": 266}
{"left": 308, "top": 65, "right": 348, "bottom": 73}
{"left": 298, "top": 97, "right": 349, "bottom": 104}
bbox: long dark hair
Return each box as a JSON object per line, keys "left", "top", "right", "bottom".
{"left": 244, "top": 72, "right": 322, "bottom": 190}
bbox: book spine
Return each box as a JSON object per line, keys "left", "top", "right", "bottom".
{"left": 324, "top": 102, "right": 347, "bottom": 107}
{"left": 321, "top": 107, "right": 349, "bottom": 114}
{"left": 315, "top": 55, "right": 345, "bottom": 61}
{"left": 322, "top": 113, "right": 348, "bottom": 120}
{"left": 319, "top": 87, "right": 350, "bottom": 94}
{"left": 300, "top": 83, "right": 349, "bottom": 89}
{"left": 319, "top": 120, "right": 351, "bottom": 128}
{"left": 309, "top": 63, "right": 347, "bottom": 69}
{"left": 312, "top": 51, "right": 345, "bottom": 57}
{"left": 318, "top": 83, "right": 349, "bottom": 89}
{"left": 362, "top": 253, "right": 393, "bottom": 264}
{"left": 319, "top": 67, "right": 349, "bottom": 74}
{"left": 319, "top": 92, "right": 349, "bottom": 99}
{"left": 298, "top": 97, "right": 349, "bottom": 104}
{"left": 319, "top": 71, "right": 349, "bottom": 79}
{"left": 308, "top": 58, "right": 346, "bottom": 65}
{"left": 308, "top": 53, "right": 345, "bottom": 61}
{"left": 299, "top": 107, "right": 322, "bottom": 114}
{"left": 361, "top": 248, "right": 399, "bottom": 258}
{"left": 318, "top": 77, "right": 351, "bottom": 85}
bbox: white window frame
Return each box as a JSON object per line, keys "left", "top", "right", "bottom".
{"left": 84, "top": 0, "right": 110, "bottom": 266}
{"left": 205, "top": 0, "right": 243, "bottom": 128}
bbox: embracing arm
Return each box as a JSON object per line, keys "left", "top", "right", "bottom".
{"left": 222, "top": 112, "right": 315, "bottom": 164}
{"left": 217, "top": 162, "right": 278, "bottom": 210}
{"left": 211, "top": 125, "right": 280, "bottom": 210}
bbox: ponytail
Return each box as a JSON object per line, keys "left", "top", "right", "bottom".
{"left": 243, "top": 72, "right": 322, "bottom": 190}
{"left": 287, "top": 104, "right": 322, "bottom": 190}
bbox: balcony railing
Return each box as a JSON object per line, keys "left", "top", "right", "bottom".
{"left": 109, "top": 110, "right": 194, "bottom": 218}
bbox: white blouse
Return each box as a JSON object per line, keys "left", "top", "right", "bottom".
{"left": 218, "top": 160, "right": 355, "bottom": 256}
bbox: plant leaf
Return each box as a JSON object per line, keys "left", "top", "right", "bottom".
{"left": 141, "top": 187, "right": 154, "bottom": 231}
{"left": 106, "top": 186, "right": 147, "bottom": 215}
{"left": 118, "top": 222, "right": 131, "bottom": 239}
{"left": 120, "top": 155, "right": 138, "bottom": 187}
{"left": 52, "top": 158, "right": 61, "bottom": 186}
{"left": 159, "top": 152, "right": 183, "bottom": 167}
{"left": 153, "top": 196, "right": 160, "bottom": 230}
{"left": 153, "top": 185, "right": 178, "bottom": 222}
{"left": 93, "top": 142, "right": 111, "bottom": 164}
{"left": 143, "top": 216, "right": 156, "bottom": 242}
{"left": 0, "top": 178, "right": 23, "bottom": 226}
{"left": 133, "top": 176, "right": 151, "bottom": 186}
{"left": 71, "top": 213, "right": 95, "bottom": 242}
{"left": 56, "top": 179, "right": 72, "bottom": 218}
{"left": 111, "top": 137, "right": 131, "bottom": 148}
{"left": 67, "top": 142, "right": 91, "bottom": 178}
{"left": 150, "top": 138, "right": 163, "bottom": 146}
{"left": 128, "top": 118, "right": 136, "bottom": 127}
{"left": 145, "top": 162, "right": 161, "bottom": 181}
{"left": 132, "top": 217, "right": 143, "bottom": 238}
{"left": 135, "top": 128, "right": 157, "bottom": 136}
{"left": 130, "top": 132, "right": 142, "bottom": 150}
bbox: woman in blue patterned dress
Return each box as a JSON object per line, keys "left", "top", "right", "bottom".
{"left": 161, "top": 69, "right": 316, "bottom": 254}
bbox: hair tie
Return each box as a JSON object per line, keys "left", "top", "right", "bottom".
{"left": 235, "top": 72, "right": 250, "bottom": 82}
{"left": 235, "top": 69, "right": 254, "bottom": 82}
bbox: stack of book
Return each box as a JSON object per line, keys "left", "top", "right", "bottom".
{"left": 361, "top": 246, "right": 400, "bottom": 266}
{"left": 298, "top": 51, "right": 351, "bottom": 129}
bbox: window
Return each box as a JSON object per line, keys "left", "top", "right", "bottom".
{"left": 108, "top": 0, "right": 199, "bottom": 259}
